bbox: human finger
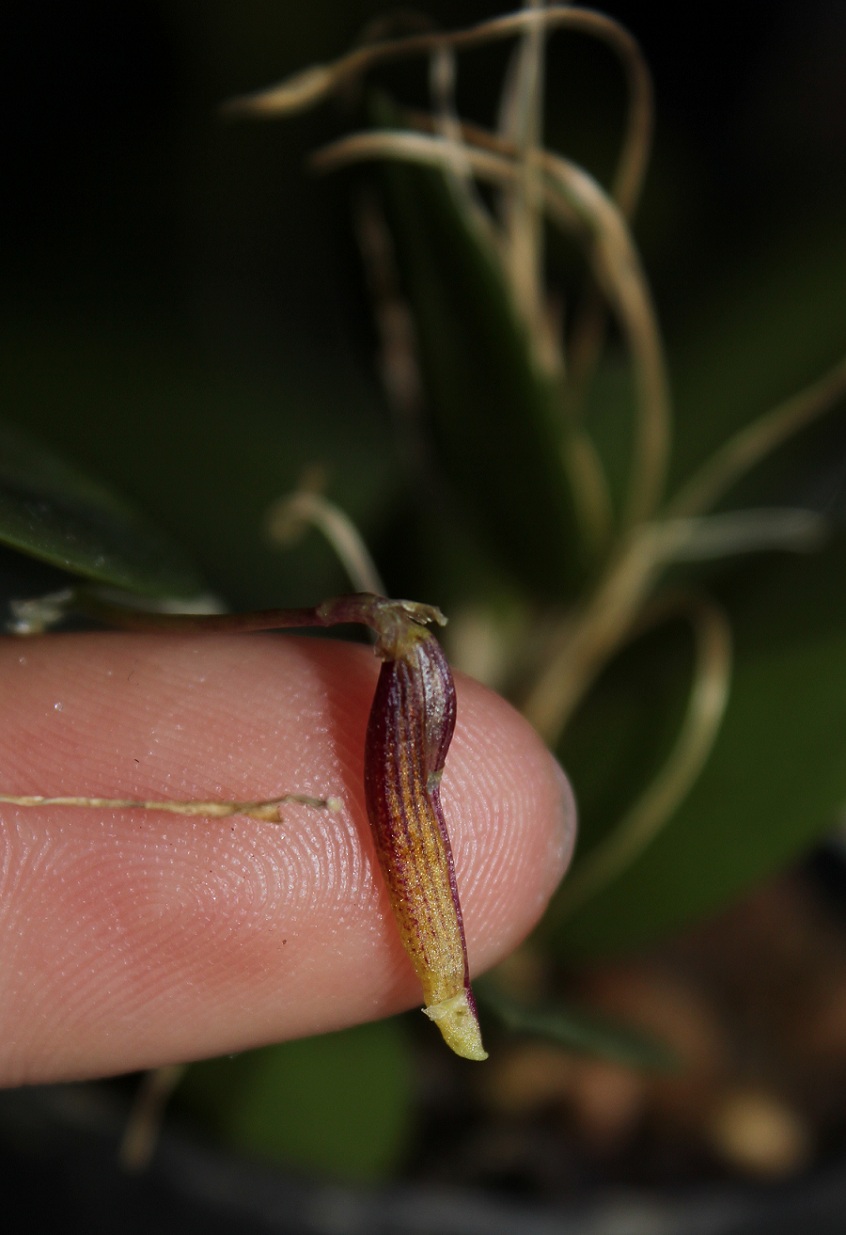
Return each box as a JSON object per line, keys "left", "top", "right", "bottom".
{"left": 0, "top": 630, "right": 575, "bottom": 1083}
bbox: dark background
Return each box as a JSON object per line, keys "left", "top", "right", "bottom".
{"left": 2, "top": 1, "right": 844, "bottom": 606}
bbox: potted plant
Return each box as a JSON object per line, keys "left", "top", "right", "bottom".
{"left": 2, "top": 2, "right": 845, "bottom": 1228}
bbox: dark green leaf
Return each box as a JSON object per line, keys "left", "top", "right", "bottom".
{"left": 0, "top": 315, "right": 395, "bottom": 610}
{"left": 178, "top": 1020, "right": 413, "bottom": 1182}
{"left": 667, "top": 216, "right": 846, "bottom": 500}
{"left": 548, "top": 534, "right": 846, "bottom": 958}
{"left": 376, "top": 100, "right": 589, "bottom": 601}
{"left": 554, "top": 615, "right": 695, "bottom": 874}
{"left": 479, "top": 982, "right": 676, "bottom": 1071}
{"left": 0, "top": 419, "right": 206, "bottom": 599}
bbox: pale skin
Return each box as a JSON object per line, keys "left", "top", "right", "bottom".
{"left": 0, "top": 629, "right": 576, "bottom": 1087}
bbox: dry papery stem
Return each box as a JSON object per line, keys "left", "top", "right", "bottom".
{"left": 265, "top": 469, "right": 386, "bottom": 596}
{"left": 0, "top": 790, "right": 339, "bottom": 821}
{"left": 549, "top": 590, "right": 733, "bottom": 921}
{"left": 518, "top": 342, "right": 846, "bottom": 744}
{"left": 226, "top": 0, "right": 678, "bottom": 642}
{"left": 226, "top": 4, "right": 661, "bottom": 530}
{"left": 222, "top": 4, "right": 653, "bottom": 217}
{"left": 669, "top": 355, "right": 846, "bottom": 520}
{"left": 312, "top": 125, "right": 670, "bottom": 531}
{"left": 520, "top": 504, "right": 829, "bottom": 746}
{"left": 516, "top": 361, "right": 843, "bottom": 919}
{"left": 119, "top": 1064, "right": 186, "bottom": 1172}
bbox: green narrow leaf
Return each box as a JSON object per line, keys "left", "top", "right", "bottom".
{"left": 0, "top": 419, "right": 207, "bottom": 600}
{"left": 553, "top": 614, "right": 696, "bottom": 873}
{"left": 177, "top": 1020, "right": 413, "bottom": 1182}
{"left": 0, "top": 316, "right": 395, "bottom": 610}
{"left": 375, "top": 102, "right": 589, "bottom": 601}
{"left": 548, "top": 534, "right": 846, "bottom": 958}
{"left": 668, "top": 217, "right": 846, "bottom": 497}
{"left": 479, "top": 982, "right": 676, "bottom": 1071}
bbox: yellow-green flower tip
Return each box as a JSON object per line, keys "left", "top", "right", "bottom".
{"left": 424, "top": 991, "right": 488, "bottom": 1062}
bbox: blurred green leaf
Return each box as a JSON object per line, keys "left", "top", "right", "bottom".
{"left": 0, "top": 418, "right": 206, "bottom": 599}
{"left": 577, "top": 356, "right": 638, "bottom": 528}
{"left": 479, "top": 982, "right": 676, "bottom": 1071}
{"left": 376, "top": 102, "right": 589, "bottom": 602}
{"left": 554, "top": 615, "right": 695, "bottom": 873}
{"left": 579, "top": 219, "right": 846, "bottom": 533}
{"left": 549, "top": 534, "right": 846, "bottom": 958}
{"left": 667, "top": 217, "right": 846, "bottom": 500}
{"left": 0, "top": 313, "right": 395, "bottom": 609}
{"left": 179, "top": 1020, "right": 413, "bottom": 1182}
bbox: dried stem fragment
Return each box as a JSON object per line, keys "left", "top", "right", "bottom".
{"left": 0, "top": 791, "right": 340, "bottom": 822}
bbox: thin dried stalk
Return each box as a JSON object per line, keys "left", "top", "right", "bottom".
{"left": 223, "top": 5, "right": 651, "bottom": 191}
{"left": 266, "top": 484, "right": 386, "bottom": 595}
{"left": 520, "top": 500, "right": 824, "bottom": 745}
{"left": 561, "top": 11, "right": 654, "bottom": 409}
{"left": 313, "top": 128, "right": 670, "bottom": 526}
{"left": 427, "top": 43, "right": 492, "bottom": 241}
{"left": 226, "top": 4, "right": 652, "bottom": 399}
{"left": 657, "top": 509, "right": 827, "bottom": 559}
{"left": 539, "top": 153, "right": 669, "bottom": 525}
{"left": 497, "top": 0, "right": 551, "bottom": 370}
{"left": 119, "top": 1064, "right": 186, "bottom": 1172}
{"left": 0, "top": 791, "right": 339, "bottom": 822}
{"left": 353, "top": 190, "right": 428, "bottom": 468}
{"left": 551, "top": 594, "right": 732, "bottom": 920}
{"left": 520, "top": 528, "right": 663, "bottom": 742}
{"left": 561, "top": 429, "right": 616, "bottom": 554}
{"left": 669, "top": 355, "right": 846, "bottom": 519}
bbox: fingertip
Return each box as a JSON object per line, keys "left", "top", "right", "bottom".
{"left": 441, "top": 673, "right": 577, "bottom": 974}
{"left": 0, "top": 631, "right": 576, "bottom": 1081}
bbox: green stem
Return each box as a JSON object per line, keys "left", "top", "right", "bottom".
{"left": 73, "top": 591, "right": 445, "bottom": 658}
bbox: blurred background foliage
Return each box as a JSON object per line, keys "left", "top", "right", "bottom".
{"left": 4, "top": 0, "right": 843, "bottom": 610}
{"left": 2, "top": 0, "right": 846, "bottom": 1189}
